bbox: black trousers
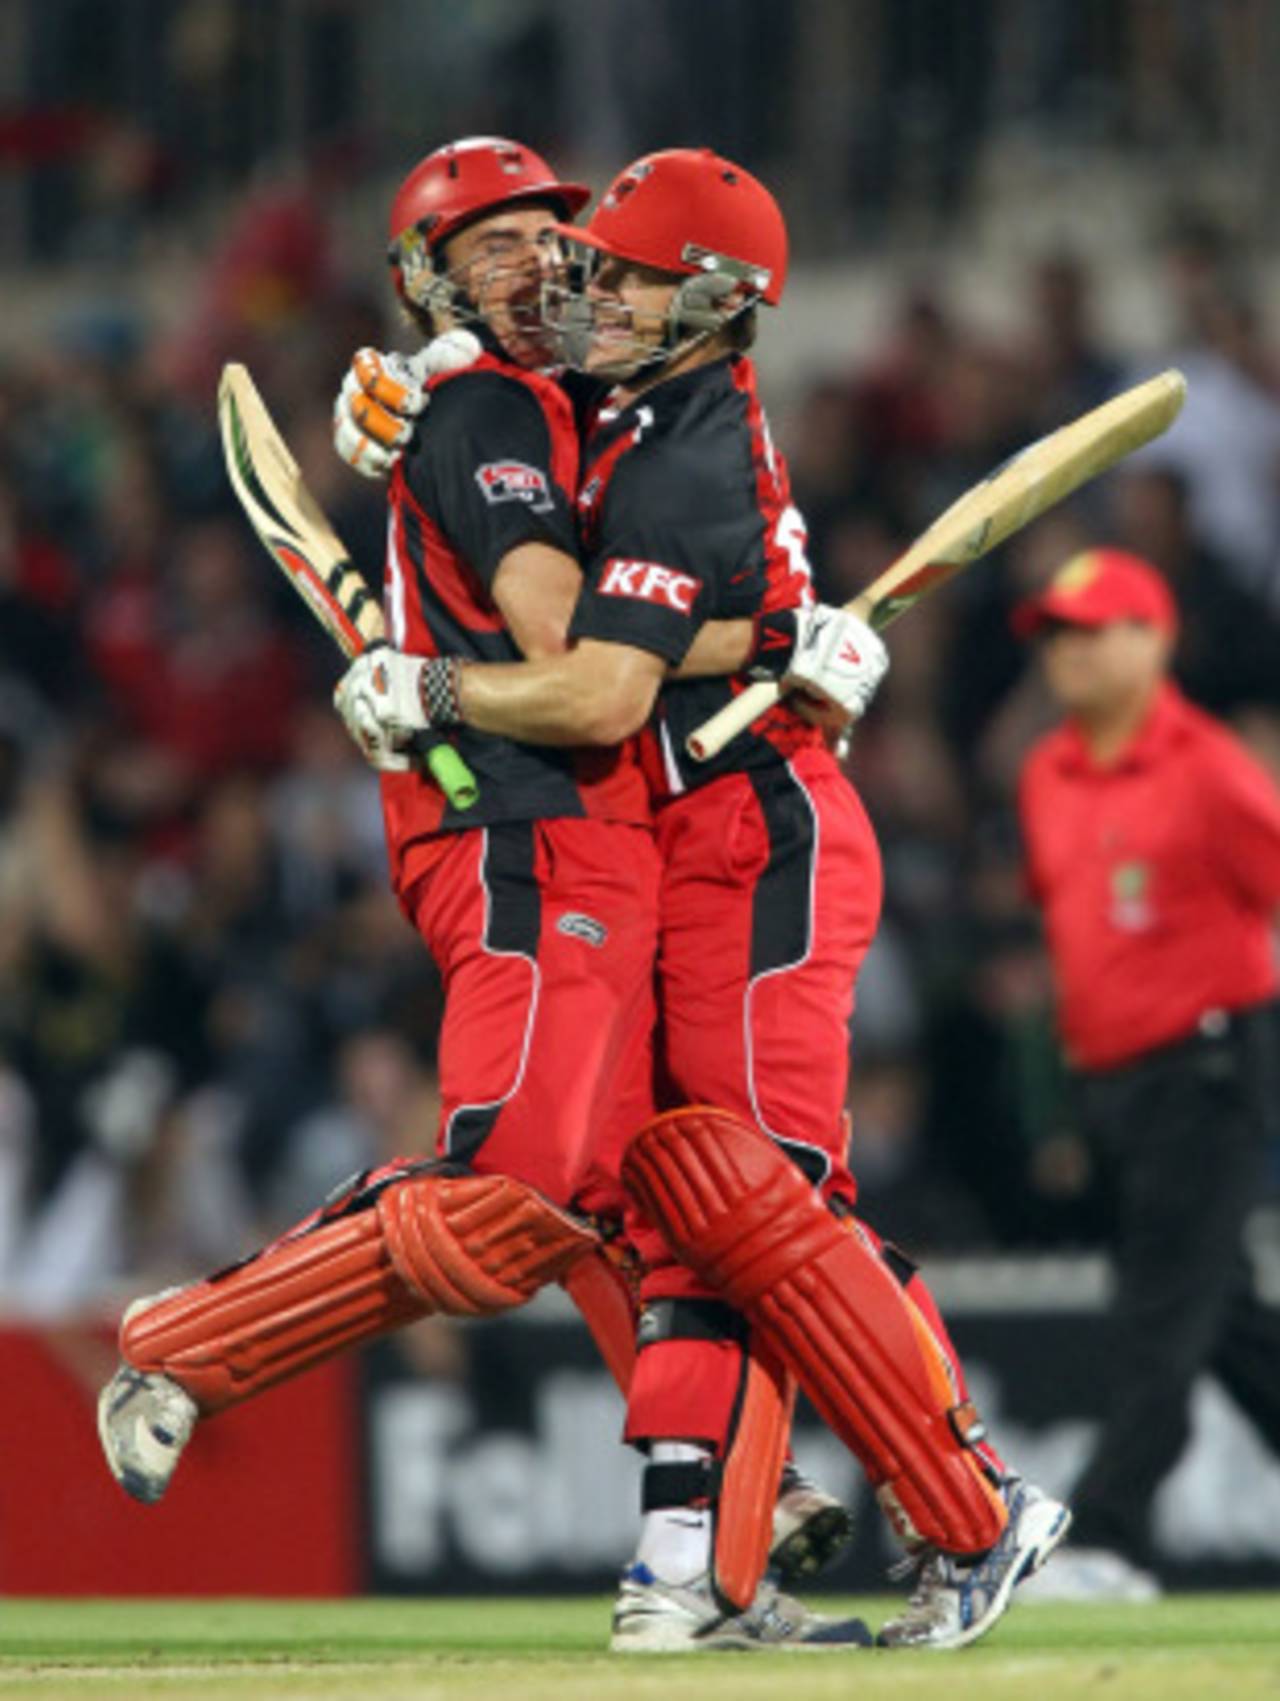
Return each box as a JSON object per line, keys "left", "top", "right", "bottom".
{"left": 1067, "top": 1003, "right": 1280, "bottom": 1566}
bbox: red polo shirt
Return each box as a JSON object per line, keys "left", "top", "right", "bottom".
{"left": 1019, "top": 682, "right": 1280, "bottom": 1070}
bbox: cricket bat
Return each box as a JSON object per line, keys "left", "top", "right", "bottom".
{"left": 217, "top": 362, "right": 478, "bottom": 809}
{"left": 686, "top": 367, "right": 1187, "bottom": 761}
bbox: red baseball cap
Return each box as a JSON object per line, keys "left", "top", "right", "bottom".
{"left": 1013, "top": 548, "right": 1179, "bottom": 639}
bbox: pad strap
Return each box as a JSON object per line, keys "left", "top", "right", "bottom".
{"left": 642, "top": 1458, "right": 723, "bottom": 1510}
{"left": 637, "top": 1298, "right": 749, "bottom": 1349}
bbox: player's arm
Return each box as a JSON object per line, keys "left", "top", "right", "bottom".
{"left": 677, "top": 619, "right": 752, "bottom": 678}
{"left": 338, "top": 441, "right": 698, "bottom": 764}
{"left": 489, "top": 541, "right": 582, "bottom": 659}
{"left": 458, "top": 639, "right": 665, "bottom": 746}
{"left": 336, "top": 634, "right": 664, "bottom": 763}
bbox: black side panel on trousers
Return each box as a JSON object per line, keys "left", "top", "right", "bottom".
{"left": 447, "top": 824, "right": 541, "bottom": 1164}
{"left": 748, "top": 766, "right": 814, "bottom": 979}
{"left": 746, "top": 766, "right": 830, "bottom": 1188}
{"left": 481, "top": 823, "right": 541, "bottom": 955}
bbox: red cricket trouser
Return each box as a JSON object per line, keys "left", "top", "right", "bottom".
{"left": 401, "top": 818, "right": 659, "bottom": 1213}
{"left": 626, "top": 747, "right": 881, "bottom": 1443}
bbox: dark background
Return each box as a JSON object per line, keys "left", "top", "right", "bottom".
{"left": 1, "top": 0, "right": 1278, "bottom": 1587}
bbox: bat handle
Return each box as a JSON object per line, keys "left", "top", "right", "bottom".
{"left": 685, "top": 678, "right": 781, "bottom": 761}
{"left": 686, "top": 592, "right": 878, "bottom": 762}
{"left": 412, "top": 733, "right": 480, "bottom": 811}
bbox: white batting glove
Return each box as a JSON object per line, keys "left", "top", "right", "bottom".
{"left": 332, "top": 331, "right": 483, "bottom": 479}
{"left": 749, "top": 603, "right": 889, "bottom": 721}
{"left": 333, "top": 644, "right": 465, "bottom": 771}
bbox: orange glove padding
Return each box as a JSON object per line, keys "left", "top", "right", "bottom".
{"left": 332, "top": 332, "right": 481, "bottom": 478}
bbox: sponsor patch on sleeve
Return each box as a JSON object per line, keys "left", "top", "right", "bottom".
{"left": 597, "top": 558, "right": 702, "bottom": 615}
{"left": 474, "top": 460, "right": 554, "bottom": 513}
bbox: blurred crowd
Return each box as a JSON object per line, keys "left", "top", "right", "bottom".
{"left": 7, "top": 1, "right": 1280, "bottom": 264}
{"left": 2, "top": 180, "right": 1279, "bottom": 1317}
{"left": 3, "top": 0, "right": 1280, "bottom": 1316}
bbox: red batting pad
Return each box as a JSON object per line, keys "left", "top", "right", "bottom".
{"left": 713, "top": 1334, "right": 793, "bottom": 1612}
{"left": 624, "top": 1107, "right": 1006, "bottom": 1556}
{"left": 125, "top": 1172, "right": 597, "bottom": 1413}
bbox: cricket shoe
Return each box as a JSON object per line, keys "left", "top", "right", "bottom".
{"left": 877, "top": 1476, "right": 1072, "bottom": 1650}
{"left": 769, "top": 1462, "right": 855, "bottom": 1584}
{"left": 610, "top": 1563, "right": 873, "bottom": 1653}
{"left": 97, "top": 1288, "right": 197, "bottom": 1504}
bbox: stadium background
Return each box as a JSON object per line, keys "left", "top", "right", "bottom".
{"left": 1, "top": 0, "right": 1278, "bottom": 1596}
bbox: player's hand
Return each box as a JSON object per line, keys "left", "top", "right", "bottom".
{"left": 787, "top": 605, "right": 888, "bottom": 719}
{"left": 749, "top": 603, "right": 889, "bottom": 720}
{"left": 333, "top": 348, "right": 427, "bottom": 479}
{"left": 790, "top": 691, "right": 854, "bottom": 736}
{"left": 333, "top": 643, "right": 464, "bottom": 771}
{"left": 332, "top": 331, "right": 483, "bottom": 479}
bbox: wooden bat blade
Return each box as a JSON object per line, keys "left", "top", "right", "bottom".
{"left": 218, "top": 363, "right": 384, "bottom": 660}
{"left": 686, "top": 367, "right": 1186, "bottom": 761}
{"left": 852, "top": 367, "right": 1187, "bottom": 631}
{"left": 218, "top": 362, "right": 479, "bottom": 812}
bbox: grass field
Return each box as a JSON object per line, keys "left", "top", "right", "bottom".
{"left": 1, "top": 1595, "right": 1278, "bottom": 1701}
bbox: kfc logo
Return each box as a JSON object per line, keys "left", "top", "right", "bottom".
{"left": 475, "top": 461, "right": 553, "bottom": 513}
{"left": 598, "top": 558, "right": 701, "bottom": 614}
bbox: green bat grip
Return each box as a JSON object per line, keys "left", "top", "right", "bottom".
{"left": 416, "top": 735, "right": 479, "bottom": 811}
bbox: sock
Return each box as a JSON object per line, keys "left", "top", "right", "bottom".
{"left": 635, "top": 1441, "right": 714, "bottom": 1586}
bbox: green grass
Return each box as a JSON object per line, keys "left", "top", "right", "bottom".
{"left": 0, "top": 1595, "right": 1277, "bottom": 1700}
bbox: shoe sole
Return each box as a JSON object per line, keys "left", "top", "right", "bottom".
{"left": 611, "top": 1627, "right": 761, "bottom": 1653}
{"left": 770, "top": 1503, "right": 855, "bottom": 1585}
{"left": 611, "top": 1626, "right": 870, "bottom": 1654}
{"left": 96, "top": 1385, "right": 164, "bottom": 1505}
{"left": 96, "top": 1372, "right": 193, "bottom": 1506}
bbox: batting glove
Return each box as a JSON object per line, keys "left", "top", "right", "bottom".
{"left": 333, "top": 643, "right": 466, "bottom": 771}
{"left": 332, "top": 331, "right": 482, "bottom": 479}
{"left": 749, "top": 603, "right": 889, "bottom": 720}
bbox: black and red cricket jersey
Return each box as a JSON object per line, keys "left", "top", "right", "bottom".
{"left": 569, "top": 354, "right": 824, "bottom": 799}
{"left": 1020, "top": 681, "right": 1280, "bottom": 1070}
{"left": 378, "top": 349, "right": 648, "bottom": 883}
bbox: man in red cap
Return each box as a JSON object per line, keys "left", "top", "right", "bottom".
{"left": 1015, "top": 545, "right": 1280, "bottom": 1598}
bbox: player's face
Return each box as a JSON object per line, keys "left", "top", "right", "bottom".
{"left": 1040, "top": 619, "right": 1168, "bottom": 716}
{"left": 579, "top": 255, "right": 680, "bottom": 380}
{"left": 444, "top": 205, "right": 561, "bottom": 367}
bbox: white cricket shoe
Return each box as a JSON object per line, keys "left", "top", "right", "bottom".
{"left": 769, "top": 1462, "right": 855, "bottom": 1584}
{"left": 1016, "top": 1545, "right": 1161, "bottom": 1603}
{"left": 877, "top": 1477, "right": 1072, "bottom": 1650}
{"left": 98, "top": 1365, "right": 198, "bottom": 1503}
{"left": 98, "top": 1287, "right": 199, "bottom": 1509}
{"left": 610, "top": 1563, "right": 872, "bottom": 1653}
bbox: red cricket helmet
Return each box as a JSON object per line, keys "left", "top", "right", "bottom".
{"left": 554, "top": 148, "right": 788, "bottom": 307}
{"left": 387, "top": 135, "right": 590, "bottom": 307}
